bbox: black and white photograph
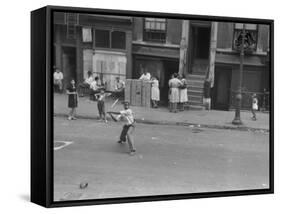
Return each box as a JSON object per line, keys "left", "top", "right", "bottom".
{"left": 51, "top": 10, "right": 272, "bottom": 202}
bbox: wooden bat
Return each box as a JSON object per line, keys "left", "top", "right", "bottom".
{"left": 111, "top": 98, "right": 119, "bottom": 108}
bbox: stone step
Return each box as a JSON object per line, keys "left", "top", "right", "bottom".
{"left": 188, "top": 95, "right": 203, "bottom": 102}
{"left": 188, "top": 90, "right": 203, "bottom": 97}
{"left": 188, "top": 100, "right": 204, "bottom": 106}
{"left": 193, "top": 72, "right": 207, "bottom": 76}
{"left": 188, "top": 85, "right": 204, "bottom": 91}
{"left": 187, "top": 74, "right": 206, "bottom": 80}
{"left": 187, "top": 104, "right": 205, "bottom": 110}
{"left": 186, "top": 81, "right": 204, "bottom": 87}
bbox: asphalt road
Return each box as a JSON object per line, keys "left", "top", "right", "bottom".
{"left": 54, "top": 117, "right": 269, "bottom": 201}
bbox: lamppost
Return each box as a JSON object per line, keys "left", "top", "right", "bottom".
{"left": 232, "top": 24, "right": 246, "bottom": 125}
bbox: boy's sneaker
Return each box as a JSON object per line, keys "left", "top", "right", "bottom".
{"left": 129, "top": 150, "right": 136, "bottom": 156}
{"left": 117, "top": 140, "right": 124, "bottom": 144}
{"left": 68, "top": 116, "right": 72, "bottom": 120}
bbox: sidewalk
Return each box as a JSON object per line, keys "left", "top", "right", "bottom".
{"left": 54, "top": 94, "right": 270, "bottom": 131}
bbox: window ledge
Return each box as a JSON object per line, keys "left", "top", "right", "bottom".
{"left": 132, "top": 41, "right": 180, "bottom": 49}
{"left": 216, "top": 48, "right": 268, "bottom": 56}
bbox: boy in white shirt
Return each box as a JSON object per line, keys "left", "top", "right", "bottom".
{"left": 108, "top": 101, "right": 136, "bottom": 155}
{"left": 95, "top": 89, "right": 111, "bottom": 122}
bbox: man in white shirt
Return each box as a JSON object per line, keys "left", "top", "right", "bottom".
{"left": 53, "top": 68, "right": 63, "bottom": 92}
{"left": 78, "top": 71, "right": 94, "bottom": 97}
{"left": 89, "top": 76, "right": 100, "bottom": 101}
{"left": 115, "top": 77, "right": 125, "bottom": 91}
{"left": 139, "top": 69, "right": 151, "bottom": 81}
{"left": 114, "top": 77, "right": 125, "bottom": 99}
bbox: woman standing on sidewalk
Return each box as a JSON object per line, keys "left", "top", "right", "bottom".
{"left": 178, "top": 74, "right": 188, "bottom": 111}
{"left": 151, "top": 76, "right": 160, "bottom": 108}
{"left": 168, "top": 73, "right": 182, "bottom": 113}
{"left": 66, "top": 79, "right": 78, "bottom": 120}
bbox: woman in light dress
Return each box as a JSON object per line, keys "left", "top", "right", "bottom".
{"left": 151, "top": 76, "right": 160, "bottom": 108}
{"left": 178, "top": 74, "right": 188, "bottom": 111}
{"left": 168, "top": 73, "right": 182, "bottom": 113}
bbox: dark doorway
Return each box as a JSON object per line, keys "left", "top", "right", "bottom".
{"left": 133, "top": 56, "right": 178, "bottom": 105}
{"left": 62, "top": 47, "right": 77, "bottom": 89}
{"left": 189, "top": 24, "right": 211, "bottom": 75}
{"left": 162, "top": 60, "right": 179, "bottom": 104}
{"left": 213, "top": 67, "right": 232, "bottom": 110}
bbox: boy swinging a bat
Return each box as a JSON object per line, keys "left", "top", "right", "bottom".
{"left": 107, "top": 101, "right": 136, "bottom": 156}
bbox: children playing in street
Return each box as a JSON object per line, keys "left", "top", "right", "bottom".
{"left": 251, "top": 93, "right": 258, "bottom": 121}
{"left": 108, "top": 101, "right": 136, "bottom": 156}
{"left": 95, "top": 89, "right": 111, "bottom": 122}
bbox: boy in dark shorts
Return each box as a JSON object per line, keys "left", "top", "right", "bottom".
{"left": 108, "top": 101, "right": 136, "bottom": 155}
{"left": 95, "top": 89, "right": 111, "bottom": 122}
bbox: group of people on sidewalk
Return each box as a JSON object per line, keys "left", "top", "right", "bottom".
{"left": 138, "top": 69, "right": 188, "bottom": 111}
{"left": 168, "top": 73, "right": 188, "bottom": 113}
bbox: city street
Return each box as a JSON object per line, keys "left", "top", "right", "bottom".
{"left": 54, "top": 117, "right": 269, "bottom": 201}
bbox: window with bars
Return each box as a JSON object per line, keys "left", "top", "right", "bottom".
{"left": 143, "top": 18, "right": 166, "bottom": 43}
{"left": 233, "top": 23, "right": 258, "bottom": 51}
{"left": 94, "top": 29, "right": 126, "bottom": 49}
{"left": 95, "top": 29, "right": 110, "bottom": 48}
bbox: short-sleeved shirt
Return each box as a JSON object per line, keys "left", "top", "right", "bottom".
{"left": 115, "top": 80, "right": 125, "bottom": 90}
{"left": 169, "top": 78, "right": 181, "bottom": 88}
{"left": 139, "top": 73, "right": 151, "bottom": 81}
{"left": 54, "top": 71, "right": 63, "bottom": 80}
{"left": 90, "top": 81, "right": 99, "bottom": 90}
{"left": 85, "top": 76, "right": 94, "bottom": 85}
{"left": 119, "top": 109, "right": 134, "bottom": 125}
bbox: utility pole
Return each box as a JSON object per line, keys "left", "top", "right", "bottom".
{"left": 232, "top": 24, "right": 246, "bottom": 125}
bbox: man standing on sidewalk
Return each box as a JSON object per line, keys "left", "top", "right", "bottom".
{"left": 203, "top": 79, "right": 211, "bottom": 110}
{"left": 53, "top": 67, "right": 64, "bottom": 93}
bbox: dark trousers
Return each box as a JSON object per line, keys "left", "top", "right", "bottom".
{"left": 97, "top": 100, "right": 105, "bottom": 118}
{"left": 120, "top": 124, "right": 135, "bottom": 152}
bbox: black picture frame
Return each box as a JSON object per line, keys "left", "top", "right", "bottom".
{"left": 31, "top": 5, "right": 274, "bottom": 208}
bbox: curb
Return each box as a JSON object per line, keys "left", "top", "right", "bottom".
{"left": 54, "top": 113, "right": 269, "bottom": 133}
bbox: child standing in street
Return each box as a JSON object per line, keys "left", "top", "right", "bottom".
{"left": 251, "top": 93, "right": 258, "bottom": 121}
{"left": 108, "top": 101, "right": 136, "bottom": 156}
{"left": 95, "top": 89, "right": 111, "bottom": 122}
{"left": 66, "top": 79, "right": 78, "bottom": 120}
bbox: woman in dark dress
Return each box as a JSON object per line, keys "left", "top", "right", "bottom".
{"left": 66, "top": 79, "right": 78, "bottom": 120}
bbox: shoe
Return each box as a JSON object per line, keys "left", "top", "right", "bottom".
{"left": 117, "top": 140, "right": 124, "bottom": 144}
{"left": 129, "top": 150, "right": 136, "bottom": 156}
{"left": 68, "top": 116, "right": 72, "bottom": 120}
{"left": 72, "top": 117, "right": 77, "bottom": 120}
{"left": 104, "top": 119, "right": 108, "bottom": 123}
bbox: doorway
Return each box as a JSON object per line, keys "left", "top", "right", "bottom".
{"left": 162, "top": 60, "right": 179, "bottom": 104}
{"left": 62, "top": 46, "right": 76, "bottom": 89}
{"left": 213, "top": 67, "right": 232, "bottom": 110}
{"left": 189, "top": 24, "right": 211, "bottom": 75}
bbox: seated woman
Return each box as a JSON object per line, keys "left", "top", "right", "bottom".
{"left": 78, "top": 71, "right": 94, "bottom": 97}
{"left": 114, "top": 77, "right": 125, "bottom": 99}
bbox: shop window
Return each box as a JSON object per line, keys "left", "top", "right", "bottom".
{"left": 111, "top": 31, "right": 126, "bottom": 49}
{"left": 143, "top": 18, "right": 166, "bottom": 43}
{"left": 233, "top": 23, "right": 257, "bottom": 51}
{"left": 95, "top": 29, "right": 110, "bottom": 48}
